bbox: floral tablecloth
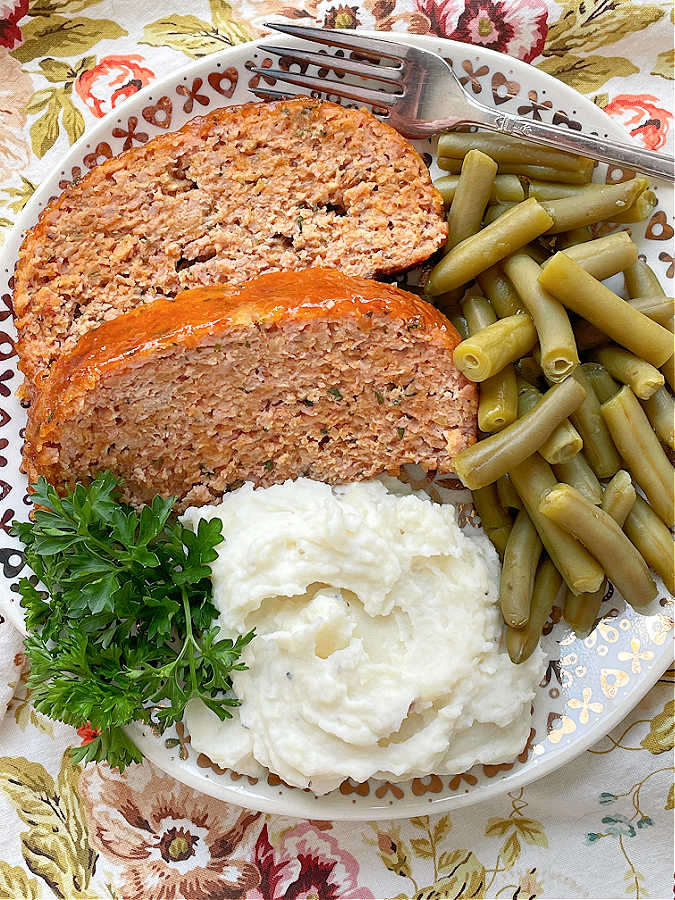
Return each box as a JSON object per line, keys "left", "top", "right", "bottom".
{"left": 0, "top": 1, "right": 673, "bottom": 898}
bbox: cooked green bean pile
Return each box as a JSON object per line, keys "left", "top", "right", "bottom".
{"left": 428, "top": 133, "right": 675, "bottom": 663}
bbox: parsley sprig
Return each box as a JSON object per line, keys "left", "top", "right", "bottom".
{"left": 13, "top": 472, "right": 253, "bottom": 771}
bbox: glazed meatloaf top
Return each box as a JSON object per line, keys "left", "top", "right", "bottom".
{"left": 13, "top": 97, "right": 446, "bottom": 393}
{"left": 24, "top": 269, "right": 477, "bottom": 509}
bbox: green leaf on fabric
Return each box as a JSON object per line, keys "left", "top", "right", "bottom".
{"left": 652, "top": 49, "right": 675, "bottom": 79}
{"left": 0, "top": 755, "right": 96, "bottom": 899}
{"left": 410, "top": 837, "right": 434, "bottom": 859}
{"left": 28, "top": 0, "right": 104, "bottom": 13}
{"left": 414, "top": 851, "right": 486, "bottom": 899}
{"left": 30, "top": 93, "right": 61, "bottom": 158}
{"left": 485, "top": 816, "right": 512, "bottom": 837}
{"left": 209, "top": 0, "right": 252, "bottom": 44}
{"left": 641, "top": 699, "right": 674, "bottom": 753}
{"left": 666, "top": 783, "right": 674, "bottom": 810}
{"left": 140, "top": 15, "right": 226, "bottom": 57}
{"left": 140, "top": 11, "right": 250, "bottom": 58}
{"left": 544, "top": 0, "right": 664, "bottom": 57}
{"left": 513, "top": 816, "right": 548, "bottom": 847}
{"left": 433, "top": 813, "right": 451, "bottom": 843}
{"left": 24, "top": 87, "right": 56, "bottom": 114}
{"left": 0, "top": 863, "right": 40, "bottom": 900}
{"left": 38, "top": 57, "right": 76, "bottom": 81}
{"left": 11, "top": 15, "right": 126, "bottom": 64}
{"left": 1, "top": 176, "right": 38, "bottom": 214}
{"left": 537, "top": 53, "right": 638, "bottom": 93}
{"left": 59, "top": 91, "right": 85, "bottom": 145}
{"left": 501, "top": 830, "right": 521, "bottom": 868}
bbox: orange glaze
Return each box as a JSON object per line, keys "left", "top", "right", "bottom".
{"left": 24, "top": 269, "right": 469, "bottom": 474}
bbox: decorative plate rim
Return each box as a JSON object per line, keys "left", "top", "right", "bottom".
{"left": 1, "top": 31, "right": 672, "bottom": 821}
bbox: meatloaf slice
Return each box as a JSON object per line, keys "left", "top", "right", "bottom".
{"left": 14, "top": 97, "right": 446, "bottom": 394}
{"left": 24, "top": 269, "right": 476, "bottom": 510}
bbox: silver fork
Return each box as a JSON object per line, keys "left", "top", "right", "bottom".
{"left": 251, "top": 23, "right": 674, "bottom": 181}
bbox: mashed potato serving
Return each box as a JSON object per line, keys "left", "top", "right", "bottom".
{"left": 183, "top": 478, "right": 544, "bottom": 795}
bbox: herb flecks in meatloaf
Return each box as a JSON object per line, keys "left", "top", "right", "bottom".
{"left": 13, "top": 98, "right": 447, "bottom": 394}
{"left": 24, "top": 269, "right": 476, "bottom": 510}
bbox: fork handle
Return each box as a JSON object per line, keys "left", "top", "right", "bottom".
{"left": 479, "top": 110, "right": 674, "bottom": 181}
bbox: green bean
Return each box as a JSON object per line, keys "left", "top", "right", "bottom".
{"left": 500, "top": 509, "right": 543, "bottom": 628}
{"left": 624, "top": 496, "right": 675, "bottom": 596}
{"left": 453, "top": 378, "right": 586, "bottom": 489}
{"left": 437, "top": 157, "right": 462, "bottom": 174}
{"left": 544, "top": 232, "right": 638, "bottom": 281}
{"left": 642, "top": 386, "right": 675, "bottom": 450}
{"left": 565, "top": 472, "right": 633, "bottom": 633}
{"left": 529, "top": 181, "right": 604, "bottom": 201}
{"left": 601, "top": 385, "right": 675, "bottom": 527}
{"left": 438, "top": 132, "right": 587, "bottom": 172}
{"left": 476, "top": 266, "right": 525, "bottom": 317}
{"left": 434, "top": 174, "right": 525, "bottom": 204}
{"left": 541, "top": 177, "right": 650, "bottom": 234}
{"left": 453, "top": 314, "right": 537, "bottom": 382}
{"left": 558, "top": 226, "right": 593, "bottom": 248}
{"left": 446, "top": 149, "right": 498, "bottom": 251}
{"left": 566, "top": 367, "right": 621, "bottom": 478}
{"left": 538, "top": 253, "right": 674, "bottom": 368}
{"left": 472, "top": 484, "right": 512, "bottom": 558}
{"left": 600, "top": 470, "right": 636, "bottom": 527}
{"left": 662, "top": 356, "right": 675, "bottom": 392}
{"left": 449, "top": 313, "right": 470, "bottom": 341}
{"left": 573, "top": 319, "right": 607, "bottom": 352}
{"left": 426, "top": 199, "right": 554, "bottom": 295}
{"left": 539, "top": 483, "right": 656, "bottom": 607}
{"left": 503, "top": 253, "right": 578, "bottom": 382}
{"left": 494, "top": 175, "right": 527, "bottom": 203}
{"left": 501, "top": 163, "right": 594, "bottom": 183}
{"left": 516, "top": 356, "right": 544, "bottom": 387}
{"left": 582, "top": 362, "right": 620, "bottom": 405}
{"left": 628, "top": 296, "right": 675, "bottom": 331}
{"left": 510, "top": 455, "right": 604, "bottom": 594}
{"left": 484, "top": 202, "right": 517, "bottom": 224}
{"left": 497, "top": 474, "right": 522, "bottom": 511}
{"left": 507, "top": 558, "right": 562, "bottom": 664}
{"left": 610, "top": 190, "right": 657, "bottom": 223}
{"left": 624, "top": 260, "right": 665, "bottom": 299}
{"left": 563, "top": 583, "right": 606, "bottom": 636}
{"left": 462, "top": 294, "right": 518, "bottom": 432}
{"left": 592, "top": 345, "right": 664, "bottom": 400}
{"left": 553, "top": 453, "right": 603, "bottom": 505}
{"left": 517, "top": 378, "right": 583, "bottom": 464}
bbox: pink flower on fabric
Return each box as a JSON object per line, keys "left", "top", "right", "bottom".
{"left": 0, "top": 0, "right": 28, "bottom": 49}
{"left": 75, "top": 55, "right": 155, "bottom": 118}
{"left": 251, "top": 823, "right": 375, "bottom": 900}
{"left": 603, "top": 94, "right": 672, "bottom": 152}
{"left": 416, "top": 0, "right": 548, "bottom": 62}
{"left": 79, "top": 762, "right": 262, "bottom": 900}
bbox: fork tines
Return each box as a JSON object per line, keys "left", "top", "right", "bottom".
{"left": 251, "top": 23, "right": 405, "bottom": 107}
{"left": 262, "top": 22, "right": 406, "bottom": 60}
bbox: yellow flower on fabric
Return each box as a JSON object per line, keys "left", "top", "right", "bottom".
{"left": 618, "top": 637, "right": 654, "bottom": 674}
{"left": 569, "top": 688, "right": 603, "bottom": 724}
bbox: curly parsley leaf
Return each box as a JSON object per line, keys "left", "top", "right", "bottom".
{"left": 13, "top": 472, "right": 253, "bottom": 772}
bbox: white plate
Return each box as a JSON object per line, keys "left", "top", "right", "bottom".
{"left": 1, "top": 32, "right": 672, "bottom": 821}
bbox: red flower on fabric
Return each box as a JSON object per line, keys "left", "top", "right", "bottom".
{"left": 0, "top": 0, "right": 28, "bottom": 49}
{"left": 416, "top": 0, "right": 547, "bottom": 62}
{"left": 251, "top": 823, "right": 375, "bottom": 900}
{"left": 603, "top": 94, "right": 672, "bottom": 152}
{"left": 75, "top": 54, "right": 155, "bottom": 118}
{"left": 76, "top": 722, "right": 101, "bottom": 745}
